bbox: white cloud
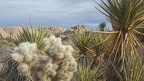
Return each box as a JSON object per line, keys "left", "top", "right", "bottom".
{"left": 0, "top": 0, "right": 110, "bottom": 29}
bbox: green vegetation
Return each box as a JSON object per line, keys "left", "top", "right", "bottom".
{"left": 95, "top": 0, "right": 144, "bottom": 81}
{"left": 96, "top": 0, "right": 144, "bottom": 60}
{"left": 0, "top": 0, "right": 144, "bottom": 81}
{"left": 75, "top": 59, "right": 103, "bottom": 81}
{"left": 71, "top": 0, "right": 144, "bottom": 81}
{"left": 70, "top": 30, "right": 109, "bottom": 80}
{"left": 10, "top": 24, "right": 49, "bottom": 51}
{"left": 111, "top": 60, "right": 144, "bottom": 81}
{"left": 70, "top": 30, "right": 93, "bottom": 55}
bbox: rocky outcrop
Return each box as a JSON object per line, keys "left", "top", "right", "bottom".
{"left": 0, "top": 26, "right": 22, "bottom": 39}
{"left": 0, "top": 25, "right": 88, "bottom": 40}
{"left": 3, "top": 26, "right": 22, "bottom": 39}
{"left": 63, "top": 25, "right": 87, "bottom": 35}
{"left": 48, "top": 26, "right": 66, "bottom": 35}
{"left": 70, "top": 25, "right": 87, "bottom": 33}
{"left": 71, "top": 25, "right": 86, "bottom": 30}
{"left": 0, "top": 29, "right": 10, "bottom": 38}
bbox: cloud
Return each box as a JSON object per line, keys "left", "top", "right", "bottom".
{"left": 0, "top": 0, "right": 110, "bottom": 29}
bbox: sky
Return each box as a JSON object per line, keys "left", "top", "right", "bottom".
{"left": 0, "top": 0, "right": 111, "bottom": 29}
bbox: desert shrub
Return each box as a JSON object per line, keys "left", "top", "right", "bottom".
{"left": 0, "top": 36, "right": 77, "bottom": 81}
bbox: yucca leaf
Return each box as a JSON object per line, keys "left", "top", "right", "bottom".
{"left": 76, "top": 59, "right": 103, "bottom": 81}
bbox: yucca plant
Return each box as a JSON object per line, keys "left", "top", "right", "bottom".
{"left": 21, "top": 25, "right": 49, "bottom": 51}
{"left": 70, "top": 30, "right": 94, "bottom": 56}
{"left": 95, "top": 0, "right": 144, "bottom": 81}
{"left": 70, "top": 30, "right": 110, "bottom": 67}
{"left": 10, "top": 24, "right": 49, "bottom": 51}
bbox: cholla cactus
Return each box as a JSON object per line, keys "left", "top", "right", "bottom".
{"left": 1, "top": 36, "right": 77, "bottom": 81}
{"left": 42, "top": 36, "right": 77, "bottom": 81}
{"left": 10, "top": 42, "right": 39, "bottom": 81}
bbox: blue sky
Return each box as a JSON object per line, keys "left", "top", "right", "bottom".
{"left": 0, "top": 0, "right": 110, "bottom": 29}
